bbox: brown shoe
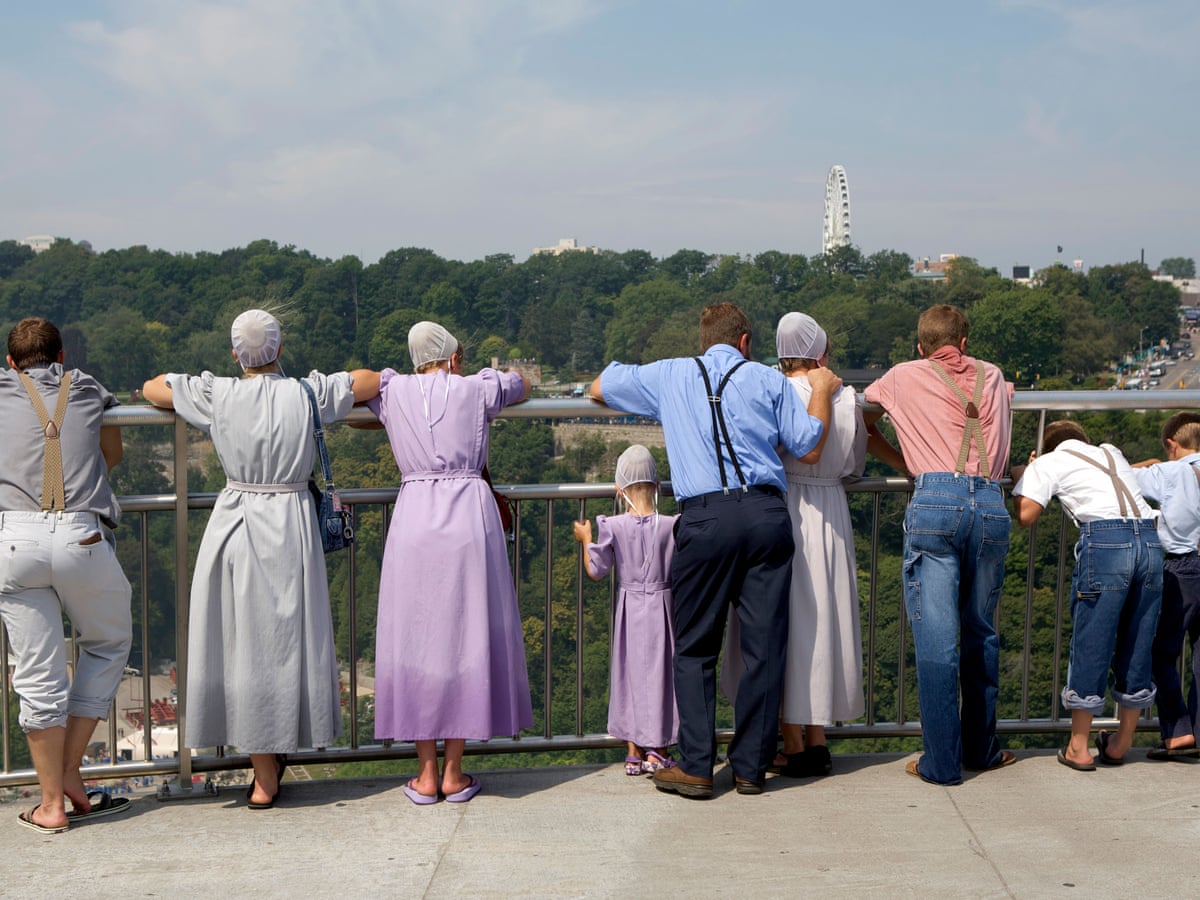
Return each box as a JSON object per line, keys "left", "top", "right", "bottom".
{"left": 653, "top": 765, "right": 713, "bottom": 799}
{"left": 734, "top": 777, "right": 764, "bottom": 795}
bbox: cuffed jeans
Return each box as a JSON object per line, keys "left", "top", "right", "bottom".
{"left": 903, "top": 474, "right": 1010, "bottom": 785}
{"left": 1062, "top": 519, "right": 1161, "bottom": 715}
{"left": 671, "top": 488, "right": 793, "bottom": 783}
{"left": 0, "top": 511, "right": 132, "bottom": 731}
{"left": 1152, "top": 555, "right": 1200, "bottom": 742}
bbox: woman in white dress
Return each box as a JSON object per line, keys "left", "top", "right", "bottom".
{"left": 143, "top": 309, "right": 379, "bottom": 809}
{"left": 720, "top": 313, "right": 904, "bottom": 776}
{"left": 771, "top": 312, "right": 906, "bottom": 776}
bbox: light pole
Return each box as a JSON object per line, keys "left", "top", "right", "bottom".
{"left": 1139, "top": 326, "right": 1147, "bottom": 362}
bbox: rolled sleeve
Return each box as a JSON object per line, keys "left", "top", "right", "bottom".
{"left": 599, "top": 361, "right": 661, "bottom": 419}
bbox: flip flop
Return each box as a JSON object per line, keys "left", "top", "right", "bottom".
{"left": 1057, "top": 748, "right": 1096, "bottom": 772}
{"left": 402, "top": 778, "right": 439, "bottom": 806}
{"left": 443, "top": 774, "right": 481, "bottom": 803}
{"left": 68, "top": 791, "right": 131, "bottom": 821}
{"left": 1095, "top": 730, "right": 1124, "bottom": 766}
{"left": 17, "top": 805, "right": 69, "bottom": 835}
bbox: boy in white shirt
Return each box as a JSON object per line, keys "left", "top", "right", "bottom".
{"left": 1012, "top": 420, "right": 1162, "bottom": 771}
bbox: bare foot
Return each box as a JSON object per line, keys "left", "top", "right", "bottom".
{"left": 1165, "top": 735, "right": 1197, "bottom": 751}
{"left": 28, "top": 803, "right": 69, "bottom": 831}
{"left": 62, "top": 771, "right": 91, "bottom": 814}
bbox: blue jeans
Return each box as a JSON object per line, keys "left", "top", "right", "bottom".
{"left": 903, "top": 474, "right": 1010, "bottom": 785}
{"left": 1152, "top": 555, "right": 1200, "bottom": 742}
{"left": 1062, "top": 519, "right": 1162, "bottom": 715}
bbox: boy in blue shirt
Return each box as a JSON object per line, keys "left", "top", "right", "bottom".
{"left": 1134, "top": 412, "right": 1200, "bottom": 760}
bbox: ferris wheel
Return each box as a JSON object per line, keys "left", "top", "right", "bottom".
{"left": 822, "top": 165, "right": 851, "bottom": 254}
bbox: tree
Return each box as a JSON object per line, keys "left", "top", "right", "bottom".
{"left": 1159, "top": 257, "right": 1196, "bottom": 278}
{"left": 968, "top": 288, "right": 1063, "bottom": 379}
{"left": 0, "top": 240, "right": 35, "bottom": 279}
{"left": 368, "top": 308, "right": 441, "bottom": 370}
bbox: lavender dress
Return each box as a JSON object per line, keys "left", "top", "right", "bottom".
{"left": 586, "top": 513, "right": 679, "bottom": 748}
{"left": 370, "top": 367, "right": 533, "bottom": 741}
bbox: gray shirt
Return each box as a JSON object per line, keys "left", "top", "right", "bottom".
{"left": 0, "top": 363, "right": 122, "bottom": 527}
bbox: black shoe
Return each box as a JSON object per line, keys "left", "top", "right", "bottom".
{"left": 780, "top": 746, "right": 833, "bottom": 778}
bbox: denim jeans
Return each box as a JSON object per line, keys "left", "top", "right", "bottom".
{"left": 903, "top": 474, "right": 1010, "bottom": 785}
{"left": 1152, "top": 555, "right": 1200, "bottom": 742}
{"left": 1062, "top": 519, "right": 1162, "bottom": 715}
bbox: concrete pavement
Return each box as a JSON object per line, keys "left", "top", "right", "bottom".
{"left": 2, "top": 750, "right": 1198, "bottom": 898}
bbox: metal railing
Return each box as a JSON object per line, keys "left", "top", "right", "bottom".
{"left": 2, "top": 389, "right": 1198, "bottom": 791}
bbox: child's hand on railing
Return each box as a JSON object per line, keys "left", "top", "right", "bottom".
{"left": 572, "top": 519, "right": 592, "bottom": 544}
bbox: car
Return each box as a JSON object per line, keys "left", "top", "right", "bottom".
{"left": 1148, "top": 379, "right": 1160, "bottom": 386}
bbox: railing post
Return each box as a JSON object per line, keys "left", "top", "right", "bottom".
{"left": 166, "top": 411, "right": 195, "bottom": 796}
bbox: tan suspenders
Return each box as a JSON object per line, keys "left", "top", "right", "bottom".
{"left": 16, "top": 370, "right": 72, "bottom": 512}
{"left": 1060, "top": 447, "right": 1140, "bottom": 517}
{"left": 928, "top": 359, "right": 990, "bottom": 478}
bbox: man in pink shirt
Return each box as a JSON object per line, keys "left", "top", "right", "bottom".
{"left": 864, "top": 305, "right": 1015, "bottom": 785}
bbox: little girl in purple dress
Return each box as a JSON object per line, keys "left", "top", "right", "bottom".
{"left": 573, "top": 445, "right": 679, "bottom": 775}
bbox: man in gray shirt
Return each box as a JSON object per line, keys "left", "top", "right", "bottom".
{"left": 0, "top": 317, "right": 132, "bottom": 833}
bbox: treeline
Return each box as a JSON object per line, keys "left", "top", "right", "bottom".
{"left": 0, "top": 238, "right": 1183, "bottom": 391}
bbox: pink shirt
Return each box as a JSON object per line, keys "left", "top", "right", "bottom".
{"left": 864, "top": 346, "right": 1013, "bottom": 478}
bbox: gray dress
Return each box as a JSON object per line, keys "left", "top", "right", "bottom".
{"left": 167, "top": 370, "right": 354, "bottom": 753}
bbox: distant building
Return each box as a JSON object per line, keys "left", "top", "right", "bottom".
{"left": 18, "top": 234, "right": 55, "bottom": 253}
{"left": 532, "top": 238, "right": 600, "bottom": 257}
{"left": 1154, "top": 274, "right": 1200, "bottom": 307}
{"left": 491, "top": 357, "right": 542, "bottom": 386}
{"left": 911, "top": 253, "right": 959, "bottom": 281}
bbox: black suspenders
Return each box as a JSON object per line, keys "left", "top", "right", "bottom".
{"left": 693, "top": 357, "right": 749, "bottom": 494}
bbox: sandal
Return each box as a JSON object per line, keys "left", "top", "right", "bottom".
{"left": 642, "top": 751, "right": 676, "bottom": 773}
{"left": 624, "top": 755, "right": 645, "bottom": 776}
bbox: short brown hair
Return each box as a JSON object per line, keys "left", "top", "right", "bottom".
{"left": 1043, "top": 419, "right": 1089, "bottom": 452}
{"left": 8, "top": 317, "right": 62, "bottom": 370}
{"left": 699, "top": 303, "right": 751, "bottom": 354}
{"left": 1161, "top": 411, "right": 1200, "bottom": 451}
{"left": 917, "top": 305, "right": 969, "bottom": 355}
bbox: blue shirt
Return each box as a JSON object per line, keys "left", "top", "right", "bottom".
{"left": 599, "top": 344, "right": 825, "bottom": 500}
{"left": 1134, "top": 452, "right": 1200, "bottom": 554}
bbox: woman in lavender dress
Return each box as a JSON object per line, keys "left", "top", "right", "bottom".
{"left": 370, "top": 322, "right": 532, "bottom": 805}
{"left": 573, "top": 445, "right": 679, "bottom": 775}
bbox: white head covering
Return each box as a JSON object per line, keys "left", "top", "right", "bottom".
{"left": 776, "top": 311, "right": 827, "bottom": 360}
{"left": 230, "top": 309, "right": 282, "bottom": 368}
{"left": 615, "top": 444, "right": 658, "bottom": 488}
{"left": 408, "top": 321, "right": 459, "bottom": 370}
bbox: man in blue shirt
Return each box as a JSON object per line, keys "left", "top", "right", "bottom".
{"left": 1133, "top": 412, "right": 1200, "bottom": 759}
{"left": 590, "top": 303, "right": 840, "bottom": 797}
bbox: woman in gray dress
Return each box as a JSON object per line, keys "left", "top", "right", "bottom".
{"left": 143, "top": 309, "right": 378, "bottom": 809}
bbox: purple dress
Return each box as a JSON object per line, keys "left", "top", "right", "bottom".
{"left": 370, "top": 367, "right": 533, "bottom": 741}
{"left": 586, "top": 513, "right": 679, "bottom": 748}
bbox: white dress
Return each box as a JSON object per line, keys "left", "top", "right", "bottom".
{"left": 166, "top": 370, "right": 354, "bottom": 753}
{"left": 721, "top": 378, "right": 866, "bottom": 725}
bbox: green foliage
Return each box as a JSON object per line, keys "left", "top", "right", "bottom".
{"left": 1159, "top": 257, "right": 1196, "bottom": 279}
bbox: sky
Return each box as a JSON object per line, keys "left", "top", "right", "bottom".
{"left": 2, "top": 1, "right": 1197, "bottom": 272}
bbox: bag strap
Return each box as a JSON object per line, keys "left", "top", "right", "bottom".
{"left": 299, "top": 380, "right": 335, "bottom": 489}
{"left": 17, "top": 370, "right": 72, "bottom": 511}
{"left": 1060, "top": 447, "right": 1139, "bottom": 517}
{"left": 928, "top": 359, "right": 989, "bottom": 478}
{"left": 693, "top": 357, "right": 750, "bottom": 493}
